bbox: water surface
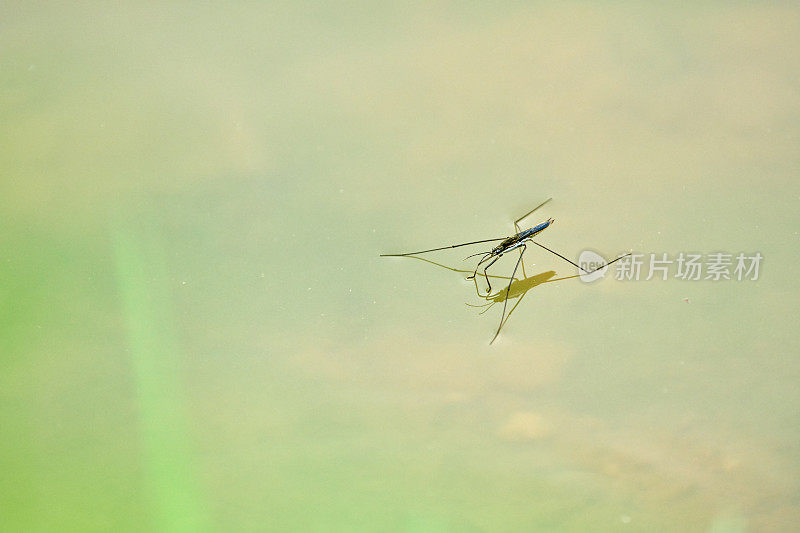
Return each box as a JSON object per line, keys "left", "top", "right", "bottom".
{"left": 1, "top": 3, "right": 798, "bottom": 531}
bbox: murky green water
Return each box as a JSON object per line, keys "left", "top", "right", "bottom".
{"left": 2, "top": 3, "right": 798, "bottom": 531}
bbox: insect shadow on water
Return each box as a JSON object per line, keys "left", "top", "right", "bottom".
{"left": 380, "top": 198, "right": 630, "bottom": 344}
{"left": 395, "top": 254, "right": 581, "bottom": 342}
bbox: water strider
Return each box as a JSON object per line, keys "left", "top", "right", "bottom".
{"left": 381, "top": 198, "right": 630, "bottom": 343}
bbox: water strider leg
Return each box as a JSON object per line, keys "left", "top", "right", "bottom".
{"left": 466, "top": 253, "right": 492, "bottom": 281}
{"left": 380, "top": 237, "right": 504, "bottom": 257}
{"left": 490, "top": 244, "right": 527, "bottom": 345}
{"left": 531, "top": 240, "right": 590, "bottom": 273}
{"left": 532, "top": 241, "right": 632, "bottom": 275}
{"left": 514, "top": 198, "right": 552, "bottom": 231}
{"left": 480, "top": 255, "right": 502, "bottom": 294}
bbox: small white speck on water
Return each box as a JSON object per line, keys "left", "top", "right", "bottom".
{"left": 371, "top": 228, "right": 376, "bottom": 233}
{"left": 307, "top": 287, "right": 312, "bottom": 291}
{"left": 620, "top": 515, "right": 631, "bottom": 524}
{"left": 260, "top": 272, "right": 265, "bottom": 278}
{"left": 348, "top": 288, "right": 352, "bottom": 293}
{"left": 372, "top": 300, "right": 376, "bottom": 304}
{"left": 181, "top": 281, "right": 187, "bottom": 285}
{"left": 28, "top": 64, "right": 35, "bottom": 71}
{"left": 339, "top": 188, "right": 344, "bottom": 193}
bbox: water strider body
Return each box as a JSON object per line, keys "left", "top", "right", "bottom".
{"left": 495, "top": 219, "right": 554, "bottom": 251}
{"left": 465, "top": 217, "right": 555, "bottom": 294}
